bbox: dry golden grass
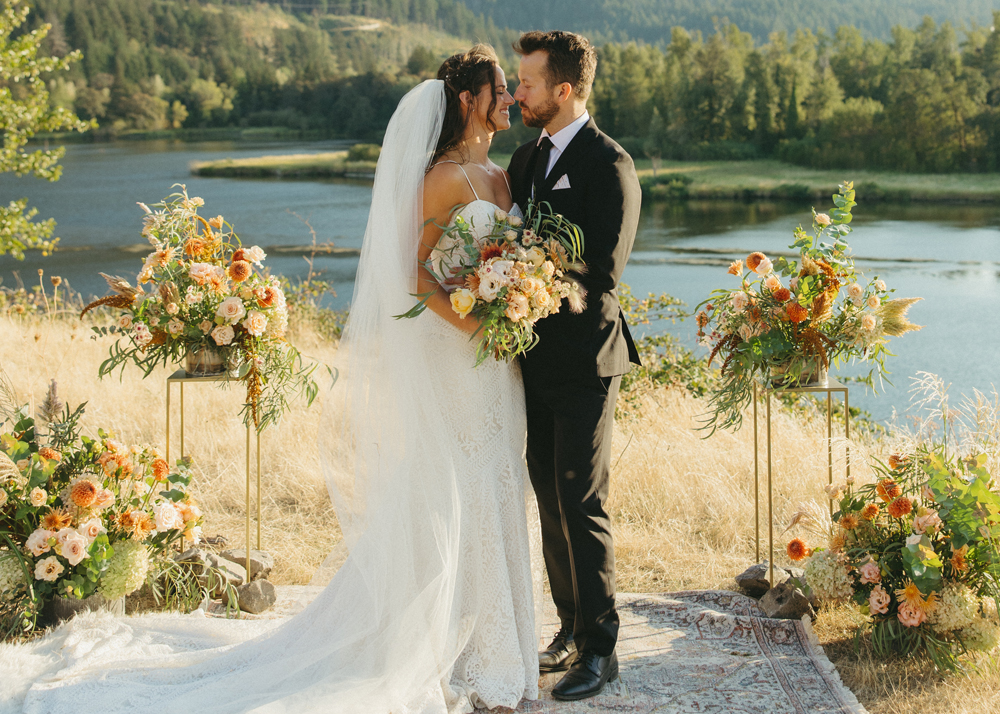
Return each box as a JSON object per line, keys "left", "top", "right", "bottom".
{"left": 2, "top": 314, "right": 997, "bottom": 713}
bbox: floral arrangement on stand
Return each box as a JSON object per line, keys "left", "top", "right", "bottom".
{"left": 399, "top": 201, "right": 587, "bottom": 365}
{"left": 695, "top": 182, "right": 922, "bottom": 434}
{"left": 82, "top": 186, "right": 320, "bottom": 431}
{"left": 785, "top": 448, "right": 1000, "bottom": 669}
{"left": 0, "top": 389, "right": 203, "bottom": 637}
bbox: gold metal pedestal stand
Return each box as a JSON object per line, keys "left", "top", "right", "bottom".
{"left": 166, "top": 370, "right": 261, "bottom": 564}
{"left": 753, "top": 376, "right": 850, "bottom": 587}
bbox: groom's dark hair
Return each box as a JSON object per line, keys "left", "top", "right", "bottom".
{"left": 513, "top": 31, "right": 596, "bottom": 100}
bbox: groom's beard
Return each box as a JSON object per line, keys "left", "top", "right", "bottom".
{"left": 519, "top": 98, "right": 559, "bottom": 129}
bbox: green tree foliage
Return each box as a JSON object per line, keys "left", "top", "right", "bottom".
{"left": 0, "top": 0, "right": 91, "bottom": 260}
{"left": 588, "top": 15, "right": 1000, "bottom": 171}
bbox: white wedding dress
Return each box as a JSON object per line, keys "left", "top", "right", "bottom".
{"left": 0, "top": 80, "right": 541, "bottom": 714}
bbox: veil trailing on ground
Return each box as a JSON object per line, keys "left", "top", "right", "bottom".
{"left": 1, "top": 80, "right": 500, "bottom": 714}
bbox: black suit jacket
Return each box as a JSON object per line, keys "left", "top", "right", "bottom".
{"left": 509, "top": 118, "right": 642, "bottom": 380}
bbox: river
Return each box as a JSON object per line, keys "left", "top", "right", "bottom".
{"left": 3, "top": 139, "right": 999, "bottom": 424}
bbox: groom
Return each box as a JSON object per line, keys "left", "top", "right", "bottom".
{"left": 508, "top": 31, "right": 642, "bottom": 701}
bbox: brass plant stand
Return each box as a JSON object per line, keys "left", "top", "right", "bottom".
{"left": 166, "top": 370, "right": 261, "bottom": 561}
{"left": 752, "top": 376, "right": 850, "bottom": 586}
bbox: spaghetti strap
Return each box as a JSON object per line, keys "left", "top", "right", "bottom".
{"left": 501, "top": 170, "right": 511, "bottom": 197}
{"left": 431, "top": 160, "right": 479, "bottom": 200}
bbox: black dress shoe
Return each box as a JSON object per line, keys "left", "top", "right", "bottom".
{"left": 538, "top": 627, "right": 577, "bottom": 673}
{"left": 551, "top": 650, "right": 619, "bottom": 701}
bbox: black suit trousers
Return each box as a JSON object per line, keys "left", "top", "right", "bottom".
{"left": 523, "top": 368, "right": 620, "bottom": 656}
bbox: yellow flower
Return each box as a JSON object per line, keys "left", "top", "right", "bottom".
{"left": 450, "top": 289, "right": 476, "bottom": 319}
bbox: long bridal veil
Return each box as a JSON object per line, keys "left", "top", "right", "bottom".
{"left": 1, "top": 79, "right": 539, "bottom": 714}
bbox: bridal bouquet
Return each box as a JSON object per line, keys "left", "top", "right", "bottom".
{"left": 401, "top": 201, "right": 586, "bottom": 366}
{"left": 696, "top": 182, "right": 922, "bottom": 434}
{"left": 0, "top": 390, "right": 202, "bottom": 633}
{"left": 785, "top": 448, "right": 1000, "bottom": 669}
{"left": 82, "top": 186, "right": 319, "bottom": 431}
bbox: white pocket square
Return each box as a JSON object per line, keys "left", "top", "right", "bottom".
{"left": 552, "top": 174, "right": 571, "bottom": 190}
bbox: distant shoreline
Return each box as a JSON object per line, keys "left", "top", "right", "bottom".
{"left": 190, "top": 151, "right": 1000, "bottom": 204}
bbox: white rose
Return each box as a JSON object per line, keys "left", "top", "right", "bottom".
{"left": 188, "top": 262, "right": 215, "bottom": 285}
{"left": 165, "top": 302, "right": 179, "bottom": 315}
{"left": 167, "top": 318, "right": 184, "bottom": 335}
{"left": 94, "top": 488, "right": 115, "bottom": 509}
{"left": 211, "top": 324, "right": 235, "bottom": 346}
{"left": 507, "top": 215, "right": 522, "bottom": 227}
{"left": 861, "top": 313, "right": 877, "bottom": 331}
{"left": 242, "top": 311, "right": 268, "bottom": 337}
{"left": 524, "top": 246, "right": 545, "bottom": 268}
{"left": 754, "top": 257, "right": 773, "bottom": 275}
{"left": 815, "top": 213, "right": 832, "bottom": 227}
{"left": 532, "top": 289, "right": 551, "bottom": 310}
{"left": 875, "top": 279, "right": 887, "bottom": 291}
{"left": 731, "top": 292, "right": 749, "bottom": 311}
{"left": 847, "top": 283, "right": 864, "bottom": 300}
{"left": 244, "top": 246, "right": 267, "bottom": 266}
{"left": 217, "top": 297, "right": 246, "bottom": 324}
{"left": 494, "top": 208, "right": 508, "bottom": 221}
{"left": 61, "top": 530, "right": 90, "bottom": 566}
{"left": 117, "top": 314, "right": 133, "bottom": 330}
{"left": 25, "top": 529, "right": 54, "bottom": 557}
{"left": 29, "top": 487, "right": 47, "bottom": 507}
{"left": 154, "top": 501, "right": 184, "bottom": 532}
{"left": 78, "top": 518, "right": 106, "bottom": 542}
{"left": 867, "top": 294, "right": 880, "bottom": 309}
{"left": 478, "top": 272, "right": 506, "bottom": 302}
{"left": 34, "top": 556, "right": 63, "bottom": 582}
{"left": 450, "top": 288, "right": 476, "bottom": 319}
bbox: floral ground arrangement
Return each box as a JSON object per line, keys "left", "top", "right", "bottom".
{"left": 788, "top": 447, "right": 1000, "bottom": 672}
{"left": 0, "top": 385, "right": 216, "bottom": 637}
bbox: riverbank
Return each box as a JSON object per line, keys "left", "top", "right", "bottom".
{"left": 190, "top": 148, "right": 1000, "bottom": 203}
{"left": 191, "top": 151, "right": 377, "bottom": 179}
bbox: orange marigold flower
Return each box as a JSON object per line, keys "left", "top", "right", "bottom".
{"left": 876, "top": 479, "right": 902, "bottom": 503}
{"left": 951, "top": 544, "right": 970, "bottom": 574}
{"left": 786, "top": 303, "right": 809, "bottom": 323}
{"left": 151, "top": 458, "right": 170, "bottom": 482}
{"left": 70, "top": 479, "right": 98, "bottom": 508}
{"left": 888, "top": 453, "right": 909, "bottom": 470}
{"left": 887, "top": 496, "right": 913, "bottom": 518}
{"left": 746, "top": 252, "right": 766, "bottom": 272}
{"left": 839, "top": 513, "right": 860, "bottom": 530}
{"left": 861, "top": 503, "right": 880, "bottom": 520}
{"left": 227, "top": 260, "right": 252, "bottom": 283}
{"left": 42, "top": 508, "right": 72, "bottom": 531}
{"left": 773, "top": 287, "right": 791, "bottom": 302}
{"left": 38, "top": 447, "right": 61, "bottom": 462}
{"left": 727, "top": 260, "right": 742, "bottom": 276}
{"left": 786, "top": 538, "right": 808, "bottom": 561}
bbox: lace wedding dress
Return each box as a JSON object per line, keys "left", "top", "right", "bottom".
{"left": 0, "top": 80, "right": 541, "bottom": 714}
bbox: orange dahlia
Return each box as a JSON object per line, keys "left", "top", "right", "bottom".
{"left": 786, "top": 538, "right": 809, "bottom": 561}
{"left": 773, "top": 287, "right": 791, "bottom": 302}
{"left": 888, "top": 453, "right": 909, "bottom": 470}
{"left": 151, "top": 458, "right": 170, "bottom": 482}
{"left": 861, "top": 503, "right": 880, "bottom": 520}
{"left": 42, "top": 508, "right": 72, "bottom": 531}
{"left": 70, "top": 479, "right": 98, "bottom": 508}
{"left": 227, "top": 260, "right": 252, "bottom": 283}
{"left": 839, "top": 513, "right": 860, "bottom": 530}
{"left": 38, "top": 447, "right": 61, "bottom": 462}
{"left": 876, "top": 479, "right": 902, "bottom": 503}
{"left": 479, "top": 242, "right": 504, "bottom": 262}
{"left": 786, "top": 303, "right": 809, "bottom": 323}
{"left": 746, "top": 252, "right": 766, "bottom": 272}
{"left": 118, "top": 509, "right": 155, "bottom": 540}
{"left": 887, "top": 496, "right": 913, "bottom": 518}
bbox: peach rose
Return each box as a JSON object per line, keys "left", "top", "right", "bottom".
{"left": 505, "top": 292, "right": 530, "bottom": 322}
{"left": 866, "top": 294, "right": 880, "bottom": 309}
{"left": 29, "top": 487, "right": 47, "bottom": 507}
{"left": 61, "top": 530, "right": 90, "bottom": 566}
{"left": 153, "top": 501, "right": 184, "bottom": 532}
{"left": 847, "top": 283, "right": 864, "bottom": 300}
{"left": 859, "top": 561, "right": 881, "bottom": 584}
{"left": 168, "top": 318, "right": 184, "bottom": 335}
{"left": 117, "top": 314, "right": 133, "bottom": 330}
{"left": 26, "top": 529, "right": 54, "bottom": 557}
{"left": 764, "top": 274, "right": 782, "bottom": 292}
{"left": 242, "top": 310, "right": 268, "bottom": 337}
{"left": 897, "top": 601, "right": 927, "bottom": 627}
{"left": 815, "top": 213, "right": 832, "bottom": 227}
{"left": 216, "top": 297, "right": 246, "bottom": 324}
{"left": 94, "top": 488, "right": 115, "bottom": 509}
{"left": 211, "top": 324, "right": 235, "bottom": 346}
{"left": 78, "top": 518, "right": 106, "bottom": 542}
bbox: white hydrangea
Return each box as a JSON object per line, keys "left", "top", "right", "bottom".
{"left": 98, "top": 540, "right": 150, "bottom": 600}
{"left": 929, "top": 582, "right": 977, "bottom": 633}
{"left": 0, "top": 551, "right": 26, "bottom": 596}
{"left": 960, "top": 615, "right": 1000, "bottom": 652}
{"left": 804, "top": 548, "right": 854, "bottom": 602}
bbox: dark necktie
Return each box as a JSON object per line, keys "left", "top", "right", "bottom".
{"left": 532, "top": 136, "right": 554, "bottom": 199}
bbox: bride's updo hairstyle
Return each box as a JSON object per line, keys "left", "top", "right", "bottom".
{"left": 433, "top": 44, "right": 501, "bottom": 163}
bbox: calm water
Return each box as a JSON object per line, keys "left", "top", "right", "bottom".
{"left": 3, "top": 140, "right": 1000, "bottom": 422}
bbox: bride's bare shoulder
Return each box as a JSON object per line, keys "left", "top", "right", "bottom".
{"left": 424, "top": 162, "right": 472, "bottom": 207}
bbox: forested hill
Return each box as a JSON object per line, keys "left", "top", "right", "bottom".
{"left": 455, "top": 0, "right": 1000, "bottom": 43}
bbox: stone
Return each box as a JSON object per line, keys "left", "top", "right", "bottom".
{"left": 205, "top": 554, "right": 247, "bottom": 597}
{"left": 174, "top": 547, "right": 209, "bottom": 568}
{"left": 735, "top": 561, "right": 793, "bottom": 597}
{"left": 220, "top": 549, "right": 274, "bottom": 581}
{"left": 759, "top": 582, "right": 815, "bottom": 620}
{"left": 225, "top": 579, "right": 278, "bottom": 615}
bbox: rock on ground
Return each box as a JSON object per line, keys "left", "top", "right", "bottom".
{"left": 759, "top": 581, "right": 815, "bottom": 620}
{"left": 220, "top": 549, "right": 274, "bottom": 581}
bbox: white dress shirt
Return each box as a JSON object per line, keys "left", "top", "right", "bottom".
{"left": 538, "top": 111, "right": 590, "bottom": 178}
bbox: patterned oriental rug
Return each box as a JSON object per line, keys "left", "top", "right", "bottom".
{"left": 246, "top": 587, "right": 867, "bottom": 714}
{"left": 520, "top": 591, "right": 867, "bottom": 714}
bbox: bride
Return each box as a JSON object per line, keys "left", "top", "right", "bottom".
{"left": 1, "top": 46, "right": 542, "bottom": 714}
